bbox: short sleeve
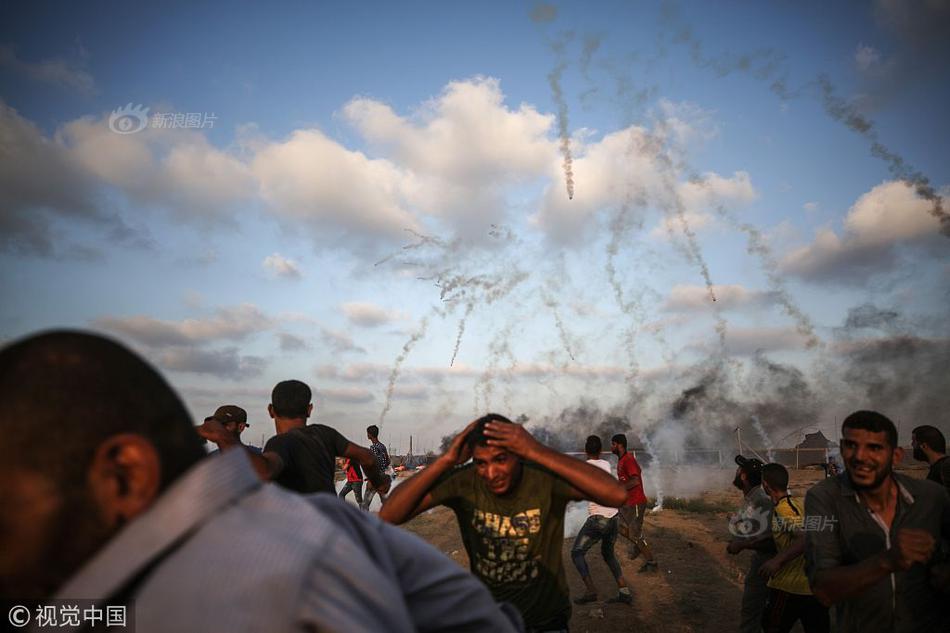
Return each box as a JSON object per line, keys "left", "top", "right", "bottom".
{"left": 804, "top": 485, "right": 842, "bottom": 585}
{"left": 264, "top": 433, "right": 291, "bottom": 467}
{"left": 428, "top": 466, "right": 471, "bottom": 507}
{"left": 317, "top": 424, "right": 350, "bottom": 456}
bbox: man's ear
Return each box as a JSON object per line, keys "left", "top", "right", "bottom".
{"left": 267, "top": 404, "right": 275, "bottom": 419}
{"left": 87, "top": 434, "right": 161, "bottom": 529}
{"left": 892, "top": 446, "right": 904, "bottom": 466}
{"left": 307, "top": 403, "right": 313, "bottom": 417}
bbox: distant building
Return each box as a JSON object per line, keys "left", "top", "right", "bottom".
{"left": 795, "top": 431, "right": 837, "bottom": 450}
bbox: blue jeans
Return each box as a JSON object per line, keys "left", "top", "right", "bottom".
{"left": 570, "top": 514, "right": 623, "bottom": 580}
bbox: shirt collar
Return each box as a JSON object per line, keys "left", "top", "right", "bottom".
{"left": 837, "top": 471, "right": 915, "bottom": 505}
{"left": 55, "top": 448, "right": 261, "bottom": 600}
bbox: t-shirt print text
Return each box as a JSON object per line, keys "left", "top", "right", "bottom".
{"left": 471, "top": 508, "right": 542, "bottom": 583}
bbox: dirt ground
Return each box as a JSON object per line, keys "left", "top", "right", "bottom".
{"left": 399, "top": 465, "right": 929, "bottom": 633}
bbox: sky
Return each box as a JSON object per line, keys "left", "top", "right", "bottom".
{"left": 2, "top": 0, "right": 948, "bottom": 455}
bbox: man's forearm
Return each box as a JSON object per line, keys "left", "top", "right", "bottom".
{"left": 812, "top": 553, "right": 893, "bottom": 606}
{"left": 378, "top": 457, "right": 453, "bottom": 524}
{"left": 527, "top": 444, "right": 626, "bottom": 506}
{"left": 769, "top": 536, "right": 805, "bottom": 568}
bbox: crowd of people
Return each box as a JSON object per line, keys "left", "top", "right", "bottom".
{"left": 1, "top": 330, "right": 948, "bottom": 633}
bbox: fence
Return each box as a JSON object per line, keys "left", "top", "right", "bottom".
{"left": 624, "top": 447, "right": 835, "bottom": 469}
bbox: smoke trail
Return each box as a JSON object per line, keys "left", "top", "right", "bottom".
{"left": 750, "top": 415, "right": 776, "bottom": 462}
{"left": 640, "top": 434, "right": 665, "bottom": 511}
{"left": 548, "top": 61, "right": 575, "bottom": 200}
{"left": 374, "top": 228, "right": 449, "bottom": 267}
{"left": 704, "top": 199, "right": 820, "bottom": 349}
{"left": 474, "top": 322, "right": 517, "bottom": 414}
{"left": 543, "top": 293, "right": 576, "bottom": 361}
{"left": 666, "top": 7, "right": 948, "bottom": 237}
{"left": 379, "top": 316, "right": 430, "bottom": 427}
{"left": 816, "top": 75, "right": 949, "bottom": 237}
{"left": 449, "top": 302, "right": 475, "bottom": 367}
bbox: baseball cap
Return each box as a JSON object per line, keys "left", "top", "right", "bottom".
{"left": 734, "top": 455, "right": 764, "bottom": 471}
{"left": 211, "top": 405, "right": 248, "bottom": 426}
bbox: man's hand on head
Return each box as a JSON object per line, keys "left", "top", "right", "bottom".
{"left": 438, "top": 419, "right": 479, "bottom": 466}
{"left": 197, "top": 419, "right": 238, "bottom": 448}
{"left": 483, "top": 422, "right": 540, "bottom": 460}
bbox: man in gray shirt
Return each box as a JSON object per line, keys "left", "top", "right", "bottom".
{"left": 0, "top": 331, "right": 522, "bottom": 632}
{"left": 726, "top": 455, "right": 776, "bottom": 633}
{"left": 805, "top": 410, "right": 950, "bottom": 633}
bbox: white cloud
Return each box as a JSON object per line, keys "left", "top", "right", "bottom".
{"left": 342, "top": 77, "right": 555, "bottom": 240}
{"left": 0, "top": 45, "right": 95, "bottom": 93}
{"left": 252, "top": 128, "right": 420, "bottom": 249}
{"left": 531, "top": 111, "right": 755, "bottom": 245}
{"left": 60, "top": 115, "right": 254, "bottom": 221}
{"left": 782, "top": 180, "right": 943, "bottom": 282}
{"left": 664, "top": 284, "right": 776, "bottom": 312}
{"left": 96, "top": 304, "right": 272, "bottom": 346}
{"left": 688, "top": 327, "right": 808, "bottom": 356}
{"left": 0, "top": 102, "right": 101, "bottom": 254}
{"left": 262, "top": 253, "right": 301, "bottom": 279}
{"left": 341, "top": 302, "right": 406, "bottom": 327}
{"left": 155, "top": 347, "right": 266, "bottom": 380}
{"left": 277, "top": 332, "right": 310, "bottom": 352}
{"left": 316, "top": 386, "right": 375, "bottom": 404}
{"left": 320, "top": 328, "right": 366, "bottom": 355}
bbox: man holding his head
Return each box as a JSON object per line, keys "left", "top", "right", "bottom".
{"left": 805, "top": 410, "right": 950, "bottom": 633}
{"left": 200, "top": 379, "right": 389, "bottom": 498}
{"left": 380, "top": 414, "right": 627, "bottom": 632}
{"left": 205, "top": 405, "right": 261, "bottom": 455}
{"left": 0, "top": 331, "right": 521, "bottom": 631}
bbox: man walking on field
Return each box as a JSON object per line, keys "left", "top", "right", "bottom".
{"left": 611, "top": 433, "right": 658, "bottom": 572}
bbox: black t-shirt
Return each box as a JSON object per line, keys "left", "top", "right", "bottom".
{"left": 928, "top": 455, "right": 950, "bottom": 492}
{"left": 264, "top": 424, "right": 350, "bottom": 494}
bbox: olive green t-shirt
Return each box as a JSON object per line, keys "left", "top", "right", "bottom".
{"left": 429, "top": 462, "right": 574, "bottom": 630}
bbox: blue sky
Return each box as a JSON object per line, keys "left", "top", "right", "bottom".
{"left": 2, "top": 1, "right": 948, "bottom": 453}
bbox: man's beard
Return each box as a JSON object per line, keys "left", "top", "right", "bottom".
{"left": 1, "top": 485, "right": 114, "bottom": 599}
{"left": 913, "top": 447, "right": 927, "bottom": 462}
{"left": 848, "top": 459, "right": 893, "bottom": 490}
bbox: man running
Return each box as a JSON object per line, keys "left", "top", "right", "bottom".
{"left": 610, "top": 433, "right": 658, "bottom": 572}
{"left": 806, "top": 410, "right": 950, "bottom": 632}
{"left": 758, "top": 463, "right": 829, "bottom": 633}
{"left": 361, "top": 424, "right": 393, "bottom": 511}
{"left": 571, "top": 435, "right": 632, "bottom": 606}
{"left": 338, "top": 456, "right": 364, "bottom": 507}
{"left": 380, "top": 414, "right": 627, "bottom": 632}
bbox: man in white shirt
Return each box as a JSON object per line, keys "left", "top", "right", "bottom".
{"left": 570, "top": 435, "right": 631, "bottom": 605}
